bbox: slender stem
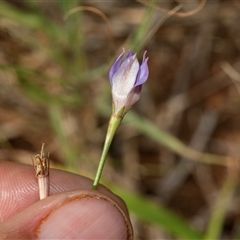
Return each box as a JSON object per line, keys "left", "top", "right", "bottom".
{"left": 92, "top": 114, "right": 123, "bottom": 190}
{"left": 38, "top": 176, "right": 49, "bottom": 200}
{"left": 32, "top": 143, "right": 50, "bottom": 200}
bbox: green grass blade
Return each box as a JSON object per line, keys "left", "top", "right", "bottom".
{"left": 0, "top": 1, "right": 43, "bottom": 29}
{"left": 110, "top": 185, "right": 203, "bottom": 240}
{"left": 124, "top": 112, "right": 229, "bottom": 166}
{"left": 204, "top": 172, "right": 238, "bottom": 240}
{"left": 48, "top": 104, "right": 79, "bottom": 168}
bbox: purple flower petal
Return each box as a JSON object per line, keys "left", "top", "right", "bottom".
{"left": 126, "top": 50, "right": 134, "bottom": 59}
{"left": 112, "top": 55, "right": 139, "bottom": 95}
{"left": 134, "top": 56, "right": 149, "bottom": 87}
{"left": 109, "top": 50, "right": 125, "bottom": 84}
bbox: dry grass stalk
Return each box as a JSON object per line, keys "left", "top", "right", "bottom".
{"left": 32, "top": 143, "right": 50, "bottom": 200}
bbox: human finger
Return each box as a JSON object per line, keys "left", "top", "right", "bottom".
{"left": 0, "top": 189, "right": 133, "bottom": 239}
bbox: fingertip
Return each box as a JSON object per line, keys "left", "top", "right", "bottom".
{"left": 36, "top": 191, "right": 133, "bottom": 239}
{"left": 0, "top": 190, "right": 133, "bottom": 240}
{"left": 0, "top": 161, "right": 128, "bottom": 222}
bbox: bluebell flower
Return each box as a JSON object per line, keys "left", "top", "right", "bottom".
{"left": 109, "top": 49, "right": 149, "bottom": 115}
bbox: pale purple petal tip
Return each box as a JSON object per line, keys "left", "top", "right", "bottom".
{"left": 142, "top": 50, "right": 147, "bottom": 62}
{"left": 126, "top": 50, "right": 134, "bottom": 59}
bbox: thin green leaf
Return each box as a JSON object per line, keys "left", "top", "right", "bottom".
{"left": 204, "top": 172, "right": 238, "bottom": 240}
{"left": 109, "top": 185, "right": 203, "bottom": 240}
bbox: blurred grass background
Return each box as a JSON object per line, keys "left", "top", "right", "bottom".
{"left": 0, "top": 0, "right": 240, "bottom": 239}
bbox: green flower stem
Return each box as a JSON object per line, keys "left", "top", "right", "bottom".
{"left": 92, "top": 113, "right": 123, "bottom": 190}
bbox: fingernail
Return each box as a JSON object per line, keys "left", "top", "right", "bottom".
{"left": 36, "top": 193, "right": 133, "bottom": 239}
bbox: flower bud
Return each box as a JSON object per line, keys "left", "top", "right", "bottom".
{"left": 109, "top": 49, "right": 149, "bottom": 115}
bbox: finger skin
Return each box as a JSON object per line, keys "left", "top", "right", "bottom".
{"left": 0, "top": 161, "right": 127, "bottom": 221}
{"left": 0, "top": 190, "right": 133, "bottom": 239}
